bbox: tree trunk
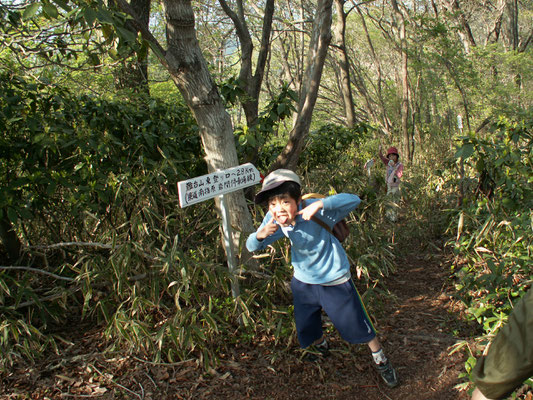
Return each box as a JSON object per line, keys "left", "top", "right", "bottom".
{"left": 272, "top": 0, "right": 333, "bottom": 171}
{"left": 219, "top": 0, "right": 274, "bottom": 129}
{"left": 114, "top": 0, "right": 151, "bottom": 94}
{"left": 162, "top": 0, "right": 256, "bottom": 261}
{"left": 439, "top": 0, "right": 476, "bottom": 53}
{"left": 410, "top": 73, "right": 422, "bottom": 161}
{"left": 355, "top": 5, "right": 393, "bottom": 135}
{"left": 391, "top": 0, "right": 410, "bottom": 161}
{"left": 219, "top": 0, "right": 274, "bottom": 167}
{"left": 503, "top": 0, "right": 519, "bottom": 50}
{"left": 333, "top": 0, "right": 355, "bottom": 128}
{"left": 115, "top": 0, "right": 257, "bottom": 272}
{"left": 485, "top": 0, "right": 504, "bottom": 45}
{"left": 444, "top": 60, "right": 471, "bottom": 132}
{"left": 517, "top": 27, "right": 533, "bottom": 53}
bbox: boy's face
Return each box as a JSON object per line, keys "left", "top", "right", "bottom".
{"left": 388, "top": 154, "right": 398, "bottom": 163}
{"left": 268, "top": 194, "right": 300, "bottom": 227}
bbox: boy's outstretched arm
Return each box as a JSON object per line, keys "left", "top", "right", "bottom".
{"left": 298, "top": 200, "right": 324, "bottom": 220}
{"left": 256, "top": 217, "right": 279, "bottom": 240}
{"left": 321, "top": 194, "right": 361, "bottom": 222}
{"left": 246, "top": 214, "right": 284, "bottom": 252}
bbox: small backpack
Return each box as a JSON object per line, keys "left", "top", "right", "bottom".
{"left": 301, "top": 193, "right": 351, "bottom": 242}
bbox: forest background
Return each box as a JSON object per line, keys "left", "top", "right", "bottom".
{"left": 0, "top": 0, "right": 532, "bottom": 398}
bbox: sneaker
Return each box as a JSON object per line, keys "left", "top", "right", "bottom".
{"left": 376, "top": 360, "right": 399, "bottom": 388}
{"left": 302, "top": 339, "right": 330, "bottom": 362}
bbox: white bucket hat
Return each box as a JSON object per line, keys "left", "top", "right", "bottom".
{"left": 254, "top": 169, "right": 301, "bottom": 204}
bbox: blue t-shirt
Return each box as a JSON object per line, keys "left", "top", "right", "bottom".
{"left": 246, "top": 193, "right": 360, "bottom": 284}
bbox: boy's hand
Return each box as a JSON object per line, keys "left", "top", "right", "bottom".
{"left": 298, "top": 200, "right": 323, "bottom": 221}
{"left": 256, "top": 217, "right": 279, "bottom": 240}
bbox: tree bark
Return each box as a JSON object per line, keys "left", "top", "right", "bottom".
{"left": 355, "top": 4, "right": 393, "bottom": 135}
{"left": 115, "top": 0, "right": 257, "bottom": 272}
{"left": 271, "top": 0, "right": 333, "bottom": 171}
{"left": 485, "top": 0, "right": 505, "bottom": 45}
{"left": 440, "top": 0, "right": 476, "bottom": 53}
{"left": 333, "top": 0, "right": 355, "bottom": 128}
{"left": 114, "top": 0, "right": 151, "bottom": 94}
{"left": 444, "top": 60, "right": 471, "bottom": 132}
{"left": 517, "top": 27, "right": 533, "bottom": 53}
{"left": 391, "top": 0, "right": 410, "bottom": 161}
{"left": 219, "top": 0, "right": 274, "bottom": 166}
{"left": 218, "top": 0, "right": 275, "bottom": 129}
{"left": 503, "top": 0, "right": 519, "bottom": 50}
{"left": 162, "top": 0, "right": 256, "bottom": 258}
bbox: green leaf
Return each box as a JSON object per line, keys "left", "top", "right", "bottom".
{"left": 43, "top": 3, "right": 59, "bottom": 18}
{"left": 83, "top": 7, "right": 97, "bottom": 26}
{"left": 108, "top": 48, "right": 119, "bottom": 59}
{"left": 7, "top": 207, "right": 17, "bottom": 224}
{"left": 455, "top": 143, "right": 475, "bottom": 159}
{"left": 19, "top": 207, "right": 33, "bottom": 220}
{"left": 96, "top": 8, "right": 114, "bottom": 24}
{"left": 502, "top": 197, "right": 516, "bottom": 209}
{"left": 46, "top": 181, "right": 57, "bottom": 195}
{"left": 117, "top": 27, "right": 137, "bottom": 43}
{"left": 52, "top": 0, "right": 71, "bottom": 12}
{"left": 22, "top": 3, "right": 40, "bottom": 20}
{"left": 88, "top": 53, "right": 100, "bottom": 66}
{"left": 101, "top": 25, "right": 115, "bottom": 40}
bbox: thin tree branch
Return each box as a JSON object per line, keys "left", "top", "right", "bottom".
{"left": 14, "top": 288, "right": 79, "bottom": 309}
{"left": 29, "top": 242, "right": 113, "bottom": 250}
{"left": 0, "top": 266, "right": 75, "bottom": 282}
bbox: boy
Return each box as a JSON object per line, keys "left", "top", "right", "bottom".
{"left": 246, "top": 169, "right": 398, "bottom": 388}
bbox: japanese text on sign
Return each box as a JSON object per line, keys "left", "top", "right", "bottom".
{"left": 178, "top": 163, "right": 261, "bottom": 208}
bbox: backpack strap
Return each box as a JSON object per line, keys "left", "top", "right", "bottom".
{"left": 311, "top": 215, "right": 333, "bottom": 234}
{"left": 302, "top": 199, "right": 333, "bottom": 234}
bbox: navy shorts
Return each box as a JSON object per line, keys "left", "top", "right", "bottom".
{"left": 291, "top": 277, "right": 376, "bottom": 348}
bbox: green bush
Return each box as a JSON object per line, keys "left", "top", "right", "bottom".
{"left": 451, "top": 116, "right": 532, "bottom": 332}
{"left": 0, "top": 70, "right": 212, "bottom": 369}
{"left": 449, "top": 116, "right": 532, "bottom": 394}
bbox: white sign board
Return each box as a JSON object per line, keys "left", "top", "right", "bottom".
{"left": 177, "top": 163, "right": 262, "bottom": 208}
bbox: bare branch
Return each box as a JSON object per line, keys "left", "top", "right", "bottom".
{"left": 29, "top": 242, "right": 113, "bottom": 250}
{"left": 0, "top": 266, "right": 75, "bottom": 282}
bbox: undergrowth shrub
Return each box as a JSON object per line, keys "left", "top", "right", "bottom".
{"left": 0, "top": 74, "right": 420, "bottom": 374}
{"left": 0, "top": 71, "right": 214, "bottom": 369}
{"left": 448, "top": 116, "right": 532, "bottom": 395}
{"left": 451, "top": 116, "right": 532, "bottom": 330}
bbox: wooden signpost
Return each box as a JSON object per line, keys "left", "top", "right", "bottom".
{"left": 177, "top": 163, "right": 262, "bottom": 299}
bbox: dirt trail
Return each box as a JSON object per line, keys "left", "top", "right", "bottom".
{"left": 193, "top": 240, "right": 473, "bottom": 400}
{"left": 2, "top": 240, "right": 475, "bottom": 399}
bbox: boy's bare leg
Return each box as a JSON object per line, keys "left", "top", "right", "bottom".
{"left": 367, "top": 336, "right": 399, "bottom": 387}
{"left": 472, "top": 388, "right": 493, "bottom": 400}
{"left": 367, "top": 337, "right": 381, "bottom": 352}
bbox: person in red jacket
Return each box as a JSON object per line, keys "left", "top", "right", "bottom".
{"left": 378, "top": 146, "right": 403, "bottom": 222}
